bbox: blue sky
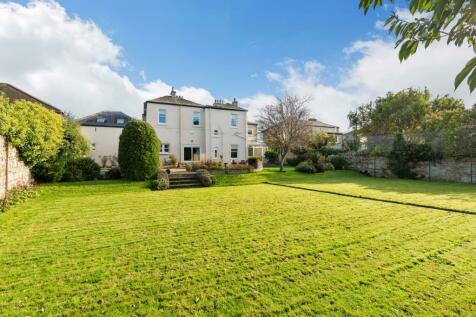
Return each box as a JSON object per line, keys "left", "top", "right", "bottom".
{"left": 1, "top": 1, "right": 474, "bottom": 129}
{"left": 37, "top": 0, "right": 381, "bottom": 97}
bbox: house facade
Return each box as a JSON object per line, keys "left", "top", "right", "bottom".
{"left": 78, "top": 111, "right": 132, "bottom": 167}
{"left": 308, "top": 118, "right": 343, "bottom": 149}
{"left": 143, "top": 89, "right": 248, "bottom": 163}
{"left": 247, "top": 122, "right": 267, "bottom": 158}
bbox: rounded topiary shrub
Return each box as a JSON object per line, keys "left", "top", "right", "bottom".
{"left": 118, "top": 120, "right": 160, "bottom": 180}
{"left": 147, "top": 170, "right": 169, "bottom": 190}
{"left": 295, "top": 160, "right": 316, "bottom": 173}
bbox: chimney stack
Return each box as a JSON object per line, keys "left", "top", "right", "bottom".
{"left": 232, "top": 97, "right": 238, "bottom": 107}
{"left": 170, "top": 87, "right": 176, "bottom": 97}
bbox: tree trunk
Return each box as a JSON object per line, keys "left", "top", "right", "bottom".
{"left": 279, "top": 158, "right": 285, "bottom": 172}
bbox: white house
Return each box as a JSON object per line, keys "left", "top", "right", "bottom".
{"left": 78, "top": 111, "right": 132, "bottom": 167}
{"left": 143, "top": 89, "right": 248, "bottom": 163}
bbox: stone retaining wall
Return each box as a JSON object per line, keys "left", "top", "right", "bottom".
{"left": 348, "top": 153, "right": 475, "bottom": 184}
{"left": 0, "top": 136, "right": 32, "bottom": 200}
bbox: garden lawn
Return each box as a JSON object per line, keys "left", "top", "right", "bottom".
{"left": 0, "top": 174, "right": 475, "bottom": 315}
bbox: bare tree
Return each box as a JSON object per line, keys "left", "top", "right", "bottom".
{"left": 258, "top": 95, "right": 311, "bottom": 172}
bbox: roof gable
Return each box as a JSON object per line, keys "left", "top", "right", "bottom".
{"left": 0, "top": 83, "right": 63, "bottom": 114}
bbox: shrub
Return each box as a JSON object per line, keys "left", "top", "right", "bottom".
{"left": 304, "top": 151, "right": 325, "bottom": 172}
{"left": 106, "top": 167, "right": 122, "bottom": 179}
{"left": 370, "top": 144, "right": 387, "bottom": 157}
{"left": 324, "top": 162, "right": 335, "bottom": 171}
{"left": 118, "top": 120, "right": 160, "bottom": 180}
{"left": 0, "top": 94, "right": 64, "bottom": 167}
{"left": 207, "top": 160, "right": 224, "bottom": 170}
{"left": 146, "top": 170, "right": 169, "bottom": 190}
{"left": 327, "top": 154, "right": 349, "bottom": 170}
{"left": 264, "top": 150, "right": 278, "bottom": 164}
{"left": 32, "top": 116, "right": 90, "bottom": 182}
{"left": 191, "top": 162, "right": 208, "bottom": 171}
{"left": 169, "top": 154, "right": 177, "bottom": 166}
{"left": 0, "top": 186, "right": 37, "bottom": 213}
{"left": 196, "top": 169, "right": 214, "bottom": 187}
{"left": 62, "top": 157, "right": 100, "bottom": 181}
{"left": 295, "top": 160, "right": 316, "bottom": 173}
{"left": 247, "top": 157, "right": 258, "bottom": 165}
{"left": 286, "top": 157, "right": 301, "bottom": 166}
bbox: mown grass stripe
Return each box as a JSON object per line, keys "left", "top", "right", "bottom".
{"left": 264, "top": 182, "right": 476, "bottom": 215}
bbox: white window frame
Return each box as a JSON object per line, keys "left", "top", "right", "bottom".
{"left": 160, "top": 143, "right": 170, "bottom": 154}
{"left": 230, "top": 114, "right": 238, "bottom": 128}
{"left": 117, "top": 118, "right": 125, "bottom": 124}
{"left": 96, "top": 117, "right": 106, "bottom": 123}
{"left": 231, "top": 144, "right": 238, "bottom": 159}
{"left": 192, "top": 111, "right": 201, "bottom": 127}
{"left": 158, "top": 109, "right": 167, "bottom": 125}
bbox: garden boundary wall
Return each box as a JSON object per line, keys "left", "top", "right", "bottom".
{"left": 0, "top": 136, "right": 32, "bottom": 200}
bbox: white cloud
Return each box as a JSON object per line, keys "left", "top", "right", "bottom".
{"left": 0, "top": 0, "right": 214, "bottom": 118}
{"left": 239, "top": 93, "right": 277, "bottom": 120}
{"left": 243, "top": 36, "right": 475, "bottom": 132}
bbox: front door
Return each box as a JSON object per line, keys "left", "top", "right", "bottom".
{"left": 183, "top": 146, "right": 201, "bottom": 162}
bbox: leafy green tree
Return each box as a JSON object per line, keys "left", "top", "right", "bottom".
{"left": 32, "top": 115, "right": 90, "bottom": 182}
{"left": 360, "top": 0, "right": 476, "bottom": 92}
{"left": 348, "top": 88, "right": 431, "bottom": 135}
{"left": 0, "top": 94, "right": 64, "bottom": 167}
{"left": 309, "top": 132, "right": 336, "bottom": 150}
{"left": 118, "top": 120, "right": 160, "bottom": 180}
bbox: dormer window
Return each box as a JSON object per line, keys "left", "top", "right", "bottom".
{"left": 117, "top": 118, "right": 125, "bottom": 124}
{"left": 96, "top": 117, "right": 106, "bottom": 123}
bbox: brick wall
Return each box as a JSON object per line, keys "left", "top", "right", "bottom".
{"left": 0, "top": 136, "right": 32, "bottom": 199}
{"left": 347, "top": 153, "right": 476, "bottom": 184}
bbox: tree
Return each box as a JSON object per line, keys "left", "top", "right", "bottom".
{"left": 0, "top": 94, "right": 64, "bottom": 167}
{"left": 309, "top": 131, "right": 337, "bottom": 150}
{"left": 348, "top": 88, "right": 431, "bottom": 135}
{"left": 359, "top": 0, "right": 476, "bottom": 92}
{"left": 258, "top": 96, "right": 312, "bottom": 172}
{"left": 118, "top": 120, "right": 160, "bottom": 180}
{"left": 32, "top": 115, "right": 91, "bottom": 182}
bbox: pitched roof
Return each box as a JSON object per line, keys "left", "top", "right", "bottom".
{"left": 0, "top": 83, "right": 63, "bottom": 114}
{"left": 78, "top": 111, "right": 133, "bottom": 128}
{"left": 145, "top": 89, "right": 247, "bottom": 111}
{"left": 308, "top": 118, "right": 338, "bottom": 129}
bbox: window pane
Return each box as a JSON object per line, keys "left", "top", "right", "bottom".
{"left": 192, "top": 147, "right": 200, "bottom": 161}
{"left": 184, "top": 147, "right": 192, "bottom": 161}
{"left": 231, "top": 114, "right": 237, "bottom": 127}
{"left": 159, "top": 110, "right": 166, "bottom": 124}
{"left": 193, "top": 112, "right": 200, "bottom": 126}
{"left": 231, "top": 145, "right": 238, "bottom": 158}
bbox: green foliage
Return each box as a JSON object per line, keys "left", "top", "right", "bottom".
{"left": 0, "top": 94, "right": 64, "bottom": 167}
{"left": 196, "top": 169, "right": 214, "bottom": 187}
{"left": 348, "top": 88, "right": 431, "bottom": 135}
{"left": 247, "top": 156, "right": 260, "bottom": 165}
{"left": 295, "top": 160, "right": 316, "bottom": 173}
{"left": 324, "top": 162, "right": 335, "bottom": 171}
{"left": 388, "top": 133, "right": 439, "bottom": 179}
{"left": 264, "top": 149, "right": 278, "bottom": 163}
{"left": 106, "top": 167, "right": 122, "bottom": 180}
{"left": 147, "top": 170, "right": 169, "bottom": 190}
{"left": 62, "top": 157, "right": 101, "bottom": 182}
{"left": 359, "top": 0, "right": 476, "bottom": 92}
{"left": 169, "top": 154, "right": 178, "bottom": 166}
{"left": 370, "top": 144, "right": 387, "bottom": 157}
{"left": 327, "top": 155, "right": 349, "bottom": 170}
{"left": 32, "top": 116, "right": 90, "bottom": 182}
{"left": 118, "top": 120, "right": 160, "bottom": 180}
{"left": 0, "top": 186, "right": 37, "bottom": 213}
{"left": 309, "top": 132, "right": 336, "bottom": 150}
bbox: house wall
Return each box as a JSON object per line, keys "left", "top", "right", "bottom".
{"left": 0, "top": 136, "right": 32, "bottom": 200}
{"left": 81, "top": 126, "right": 123, "bottom": 166}
{"left": 247, "top": 124, "right": 258, "bottom": 143}
{"left": 145, "top": 102, "right": 247, "bottom": 163}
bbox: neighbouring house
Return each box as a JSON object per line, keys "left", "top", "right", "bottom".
{"left": 0, "top": 83, "right": 63, "bottom": 114}
{"left": 78, "top": 111, "right": 132, "bottom": 167}
{"left": 247, "top": 122, "right": 267, "bottom": 159}
{"left": 143, "top": 88, "right": 248, "bottom": 163}
{"left": 308, "top": 118, "right": 343, "bottom": 149}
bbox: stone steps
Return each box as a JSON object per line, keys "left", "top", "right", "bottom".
{"left": 169, "top": 172, "right": 202, "bottom": 188}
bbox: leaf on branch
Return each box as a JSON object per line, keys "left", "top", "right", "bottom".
{"left": 455, "top": 56, "right": 476, "bottom": 91}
